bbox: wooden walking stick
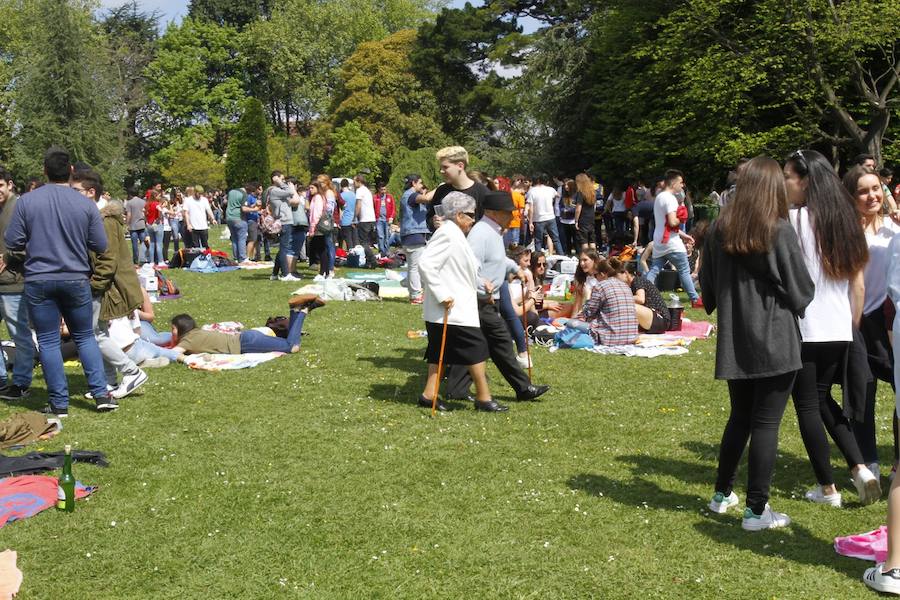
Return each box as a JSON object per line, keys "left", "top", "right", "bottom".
{"left": 520, "top": 279, "right": 533, "bottom": 381}
{"left": 431, "top": 306, "right": 450, "bottom": 417}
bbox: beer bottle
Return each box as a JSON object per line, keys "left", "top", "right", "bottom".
{"left": 57, "top": 445, "right": 75, "bottom": 512}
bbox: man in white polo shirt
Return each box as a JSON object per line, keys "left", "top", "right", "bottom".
{"left": 527, "top": 174, "right": 562, "bottom": 254}
{"left": 354, "top": 174, "right": 376, "bottom": 267}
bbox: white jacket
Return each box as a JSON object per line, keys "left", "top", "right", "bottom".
{"left": 418, "top": 220, "right": 480, "bottom": 327}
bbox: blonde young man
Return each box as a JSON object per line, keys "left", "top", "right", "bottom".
{"left": 425, "top": 146, "right": 490, "bottom": 231}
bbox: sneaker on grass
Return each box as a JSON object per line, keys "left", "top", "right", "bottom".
{"left": 95, "top": 395, "right": 118, "bottom": 412}
{"left": 112, "top": 369, "right": 148, "bottom": 399}
{"left": 708, "top": 491, "right": 739, "bottom": 514}
{"left": 85, "top": 385, "right": 115, "bottom": 400}
{"left": 40, "top": 404, "right": 68, "bottom": 418}
{"left": 864, "top": 564, "right": 900, "bottom": 595}
{"left": 853, "top": 466, "right": 881, "bottom": 505}
{"left": 0, "top": 385, "right": 29, "bottom": 400}
{"left": 804, "top": 486, "right": 841, "bottom": 507}
{"left": 741, "top": 504, "right": 790, "bottom": 531}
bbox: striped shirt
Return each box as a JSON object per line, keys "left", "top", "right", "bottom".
{"left": 578, "top": 278, "right": 638, "bottom": 346}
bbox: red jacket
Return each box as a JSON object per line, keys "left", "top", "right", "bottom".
{"left": 374, "top": 193, "right": 395, "bottom": 221}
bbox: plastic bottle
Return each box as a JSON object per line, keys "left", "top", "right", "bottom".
{"left": 406, "top": 330, "right": 428, "bottom": 339}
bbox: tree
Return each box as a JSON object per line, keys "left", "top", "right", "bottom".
{"left": 331, "top": 30, "right": 446, "bottom": 169}
{"left": 326, "top": 121, "right": 381, "bottom": 179}
{"left": 225, "top": 98, "right": 270, "bottom": 189}
{"left": 267, "top": 134, "right": 311, "bottom": 183}
{"left": 161, "top": 148, "right": 225, "bottom": 189}
{"left": 11, "top": 0, "right": 120, "bottom": 184}
{"left": 188, "top": 0, "right": 269, "bottom": 29}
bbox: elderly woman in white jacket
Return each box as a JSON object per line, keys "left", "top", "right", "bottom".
{"left": 417, "top": 192, "right": 500, "bottom": 412}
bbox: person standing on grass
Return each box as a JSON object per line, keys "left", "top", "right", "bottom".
{"left": 0, "top": 166, "right": 36, "bottom": 401}
{"left": 783, "top": 149, "right": 878, "bottom": 508}
{"left": 266, "top": 171, "right": 299, "bottom": 282}
{"left": 526, "top": 174, "right": 562, "bottom": 254}
{"left": 399, "top": 174, "right": 429, "bottom": 305}
{"left": 125, "top": 187, "right": 146, "bottom": 264}
{"left": 225, "top": 185, "right": 249, "bottom": 263}
{"left": 700, "top": 156, "right": 814, "bottom": 531}
{"left": 864, "top": 233, "right": 900, "bottom": 594}
{"left": 416, "top": 192, "right": 495, "bottom": 412}
{"left": 374, "top": 183, "right": 395, "bottom": 256}
{"left": 354, "top": 174, "right": 377, "bottom": 267}
{"left": 338, "top": 178, "right": 357, "bottom": 251}
{"left": 425, "top": 146, "right": 490, "bottom": 230}
{"left": 183, "top": 185, "right": 216, "bottom": 249}
{"left": 4, "top": 147, "right": 114, "bottom": 416}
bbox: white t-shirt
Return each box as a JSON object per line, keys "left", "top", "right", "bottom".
{"left": 864, "top": 218, "right": 900, "bottom": 314}
{"left": 790, "top": 208, "right": 852, "bottom": 342}
{"left": 356, "top": 185, "right": 375, "bottom": 223}
{"left": 609, "top": 193, "right": 626, "bottom": 213}
{"left": 526, "top": 185, "right": 558, "bottom": 223}
{"left": 651, "top": 191, "right": 686, "bottom": 257}
{"left": 184, "top": 196, "right": 211, "bottom": 230}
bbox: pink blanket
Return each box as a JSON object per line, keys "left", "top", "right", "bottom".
{"left": 664, "top": 319, "right": 713, "bottom": 339}
{"left": 835, "top": 526, "right": 888, "bottom": 563}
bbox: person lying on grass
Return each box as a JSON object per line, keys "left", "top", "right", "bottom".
{"left": 168, "top": 293, "right": 325, "bottom": 357}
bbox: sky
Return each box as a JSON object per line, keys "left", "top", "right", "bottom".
{"left": 97, "top": 0, "right": 540, "bottom": 32}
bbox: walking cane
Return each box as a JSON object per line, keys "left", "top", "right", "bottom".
{"left": 520, "top": 279, "right": 533, "bottom": 381}
{"left": 431, "top": 306, "right": 450, "bottom": 417}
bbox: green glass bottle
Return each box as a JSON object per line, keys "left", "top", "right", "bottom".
{"left": 57, "top": 444, "right": 75, "bottom": 512}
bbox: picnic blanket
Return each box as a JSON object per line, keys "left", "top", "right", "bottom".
{"left": 344, "top": 270, "right": 409, "bottom": 298}
{"left": 183, "top": 352, "right": 283, "bottom": 371}
{"left": 835, "top": 526, "right": 888, "bottom": 563}
{"left": 548, "top": 319, "right": 712, "bottom": 358}
{"left": 237, "top": 261, "right": 274, "bottom": 270}
{"left": 666, "top": 319, "right": 714, "bottom": 340}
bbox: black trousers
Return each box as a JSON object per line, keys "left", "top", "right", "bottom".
{"left": 445, "top": 301, "right": 531, "bottom": 399}
{"left": 715, "top": 371, "right": 796, "bottom": 514}
{"left": 355, "top": 222, "right": 377, "bottom": 266}
{"left": 792, "top": 342, "right": 864, "bottom": 485}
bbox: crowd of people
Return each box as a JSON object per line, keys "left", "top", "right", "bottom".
{"left": 6, "top": 141, "right": 900, "bottom": 595}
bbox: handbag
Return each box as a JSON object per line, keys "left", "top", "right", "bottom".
{"left": 259, "top": 210, "right": 282, "bottom": 239}
{"left": 315, "top": 200, "right": 334, "bottom": 235}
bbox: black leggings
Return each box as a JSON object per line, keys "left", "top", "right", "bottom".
{"left": 715, "top": 371, "right": 796, "bottom": 514}
{"left": 792, "top": 342, "right": 864, "bottom": 485}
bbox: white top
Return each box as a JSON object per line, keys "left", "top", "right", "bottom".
{"left": 790, "top": 208, "right": 852, "bottom": 342}
{"left": 184, "top": 195, "right": 211, "bottom": 230}
{"left": 864, "top": 218, "right": 900, "bottom": 314}
{"left": 526, "top": 185, "right": 558, "bottom": 223}
{"left": 609, "top": 193, "right": 626, "bottom": 213}
{"left": 652, "top": 191, "right": 686, "bottom": 257}
{"left": 356, "top": 185, "right": 375, "bottom": 223}
{"left": 108, "top": 316, "right": 139, "bottom": 350}
{"left": 418, "top": 220, "right": 480, "bottom": 327}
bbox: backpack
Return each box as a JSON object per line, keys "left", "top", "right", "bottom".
{"left": 314, "top": 197, "right": 334, "bottom": 236}
{"left": 155, "top": 269, "right": 179, "bottom": 297}
{"left": 554, "top": 326, "right": 595, "bottom": 349}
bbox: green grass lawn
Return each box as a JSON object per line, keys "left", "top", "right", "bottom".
{"left": 1, "top": 226, "right": 895, "bottom": 598}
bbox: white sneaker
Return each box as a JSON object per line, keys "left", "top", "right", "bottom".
{"left": 741, "top": 504, "right": 790, "bottom": 531}
{"left": 853, "top": 466, "right": 882, "bottom": 505}
{"left": 708, "top": 491, "right": 739, "bottom": 514}
{"left": 112, "top": 369, "right": 148, "bottom": 399}
{"left": 804, "top": 486, "right": 842, "bottom": 507}
{"left": 279, "top": 274, "right": 301, "bottom": 282}
{"left": 516, "top": 353, "right": 532, "bottom": 369}
{"left": 269, "top": 275, "right": 279, "bottom": 281}
{"left": 140, "top": 357, "right": 170, "bottom": 368}
{"left": 85, "top": 384, "right": 115, "bottom": 400}
{"left": 864, "top": 563, "right": 900, "bottom": 594}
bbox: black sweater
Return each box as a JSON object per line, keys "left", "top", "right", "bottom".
{"left": 700, "top": 220, "right": 815, "bottom": 380}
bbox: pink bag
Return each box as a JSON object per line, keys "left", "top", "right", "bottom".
{"left": 835, "top": 526, "right": 888, "bottom": 562}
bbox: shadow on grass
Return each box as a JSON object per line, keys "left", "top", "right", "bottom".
{"left": 568, "top": 473, "right": 861, "bottom": 580}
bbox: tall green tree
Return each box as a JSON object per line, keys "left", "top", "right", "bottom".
{"left": 162, "top": 148, "right": 225, "bottom": 189}
{"left": 331, "top": 29, "right": 445, "bottom": 168}
{"left": 188, "top": 0, "right": 270, "bottom": 29}
{"left": 225, "top": 98, "right": 270, "bottom": 188}
{"left": 12, "top": 0, "right": 120, "bottom": 182}
{"left": 326, "top": 121, "right": 381, "bottom": 179}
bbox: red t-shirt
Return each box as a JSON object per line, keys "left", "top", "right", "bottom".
{"left": 146, "top": 200, "right": 160, "bottom": 225}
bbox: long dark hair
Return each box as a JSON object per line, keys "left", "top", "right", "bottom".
{"left": 575, "top": 249, "right": 602, "bottom": 286}
{"left": 785, "top": 149, "right": 867, "bottom": 279}
{"left": 717, "top": 156, "right": 787, "bottom": 255}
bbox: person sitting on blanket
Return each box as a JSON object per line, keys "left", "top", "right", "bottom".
{"left": 609, "top": 258, "right": 671, "bottom": 334}
{"left": 168, "top": 293, "right": 325, "bottom": 357}
{"left": 563, "top": 259, "right": 639, "bottom": 346}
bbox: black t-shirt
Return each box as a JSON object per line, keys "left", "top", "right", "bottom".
{"left": 426, "top": 181, "right": 490, "bottom": 232}
{"left": 574, "top": 192, "right": 595, "bottom": 227}
{"left": 631, "top": 274, "right": 670, "bottom": 321}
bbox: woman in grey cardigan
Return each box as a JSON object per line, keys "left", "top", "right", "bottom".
{"left": 700, "top": 156, "right": 815, "bottom": 531}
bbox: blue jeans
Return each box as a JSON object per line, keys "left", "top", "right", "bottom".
{"left": 533, "top": 219, "right": 562, "bottom": 254}
{"left": 170, "top": 220, "right": 181, "bottom": 253}
{"left": 503, "top": 228, "right": 520, "bottom": 247}
{"left": 126, "top": 338, "right": 182, "bottom": 363}
{"left": 272, "top": 226, "right": 293, "bottom": 277}
{"left": 0, "top": 293, "right": 35, "bottom": 389}
{"left": 376, "top": 220, "right": 391, "bottom": 255}
{"left": 148, "top": 223, "right": 164, "bottom": 264}
{"left": 239, "top": 311, "right": 305, "bottom": 353}
{"left": 499, "top": 281, "right": 526, "bottom": 354}
{"left": 646, "top": 250, "right": 699, "bottom": 302}
{"left": 129, "top": 229, "right": 146, "bottom": 264}
{"left": 291, "top": 225, "right": 308, "bottom": 262}
{"left": 227, "top": 220, "right": 248, "bottom": 262}
{"left": 24, "top": 280, "right": 108, "bottom": 408}
{"left": 140, "top": 321, "right": 172, "bottom": 346}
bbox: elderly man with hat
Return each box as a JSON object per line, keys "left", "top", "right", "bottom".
{"left": 444, "top": 190, "right": 551, "bottom": 409}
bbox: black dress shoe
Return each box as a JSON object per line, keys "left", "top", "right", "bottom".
{"left": 418, "top": 394, "right": 450, "bottom": 412}
{"left": 474, "top": 399, "right": 509, "bottom": 412}
{"left": 516, "top": 384, "right": 550, "bottom": 401}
